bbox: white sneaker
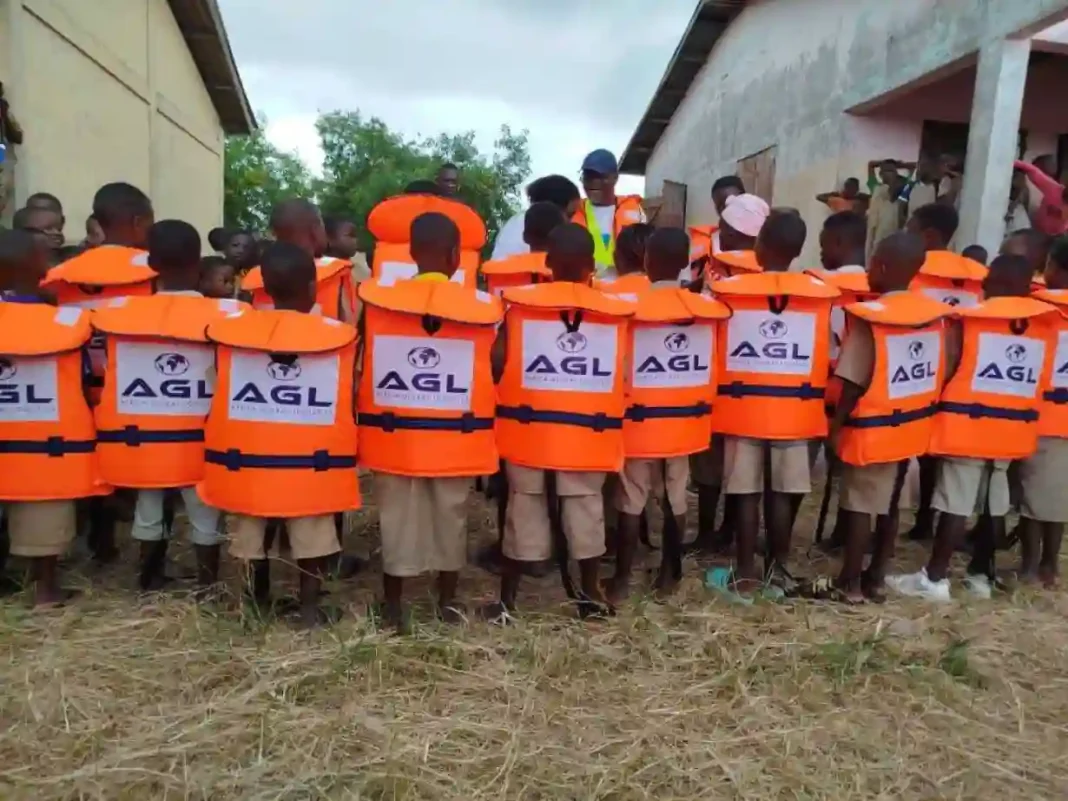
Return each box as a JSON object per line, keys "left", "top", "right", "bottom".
{"left": 962, "top": 573, "right": 992, "bottom": 600}
{"left": 886, "top": 568, "right": 952, "bottom": 602}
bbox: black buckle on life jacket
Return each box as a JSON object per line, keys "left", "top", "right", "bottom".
{"left": 45, "top": 436, "right": 66, "bottom": 457}
{"left": 509, "top": 404, "right": 535, "bottom": 424}
{"left": 122, "top": 425, "right": 143, "bottom": 447}
{"left": 1010, "top": 318, "right": 1030, "bottom": 335}
{"left": 768, "top": 295, "right": 789, "bottom": 315}
{"left": 560, "top": 309, "right": 585, "bottom": 333}
{"left": 421, "top": 314, "right": 443, "bottom": 335}
{"left": 458, "top": 412, "right": 478, "bottom": 433}
{"left": 311, "top": 449, "right": 331, "bottom": 472}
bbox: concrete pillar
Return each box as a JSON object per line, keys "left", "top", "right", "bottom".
{"left": 957, "top": 38, "right": 1031, "bottom": 255}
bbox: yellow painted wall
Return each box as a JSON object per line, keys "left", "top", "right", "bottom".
{"left": 8, "top": 0, "right": 224, "bottom": 242}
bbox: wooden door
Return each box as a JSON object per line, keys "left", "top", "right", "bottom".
{"left": 736, "top": 146, "right": 777, "bottom": 203}
{"left": 655, "top": 180, "right": 687, "bottom": 228}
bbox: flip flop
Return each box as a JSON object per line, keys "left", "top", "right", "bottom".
{"left": 704, "top": 567, "right": 755, "bottom": 606}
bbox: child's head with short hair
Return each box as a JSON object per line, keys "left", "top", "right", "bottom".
{"left": 1043, "top": 235, "right": 1068, "bottom": 290}
{"left": 615, "top": 223, "right": 653, "bottom": 276}
{"left": 13, "top": 204, "right": 64, "bottom": 251}
{"left": 1001, "top": 228, "right": 1051, "bottom": 276}
{"left": 961, "top": 244, "right": 988, "bottom": 265}
{"left": 905, "top": 203, "right": 958, "bottom": 251}
{"left": 409, "top": 212, "right": 460, "bottom": 277}
{"left": 261, "top": 241, "right": 318, "bottom": 312}
{"left": 270, "top": 198, "right": 327, "bottom": 258}
{"left": 198, "top": 256, "right": 237, "bottom": 299}
{"left": 754, "top": 209, "right": 806, "bottom": 272}
{"left": 324, "top": 215, "right": 359, "bottom": 260}
{"left": 983, "top": 253, "right": 1034, "bottom": 299}
{"left": 645, "top": 227, "right": 690, "bottom": 284}
{"left": 869, "top": 231, "right": 926, "bottom": 294}
{"left": 546, "top": 223, "right": 595, "bottom": 283}
{"left": 819, "top": 210, "right": 867, "bottom": 271}
{"left": 147, "top": 220, "right": 201, "bottom": 290}
{"left": 92, "top": 182, "right": 154, "bottom": 248}
{"left": 0, "top": 228, "right": 51, "bottom": 293}
{"left": 523, "top": 202, "right": 567, "bottom": 252}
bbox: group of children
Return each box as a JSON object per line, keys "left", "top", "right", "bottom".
{"left": 0, "top": 177, "right": 1066, "bottom": 628}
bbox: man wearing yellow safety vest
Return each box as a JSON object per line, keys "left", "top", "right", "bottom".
{"left": 572, "top": 149, "right": 645, "bottom": 278}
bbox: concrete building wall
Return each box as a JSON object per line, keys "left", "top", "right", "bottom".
{"left": 645, "top": 0, "right": 1068, "bottom": 265}
{"left": 2, "top": 0, "right": 224, "bottom": 238}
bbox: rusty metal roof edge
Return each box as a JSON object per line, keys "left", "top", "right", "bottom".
{"left": 619, "top": 0, "right": 746, "bottom": 175}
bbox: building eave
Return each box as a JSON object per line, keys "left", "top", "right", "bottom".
{"left": 167, "top": 0, "right": 256, "bottom": 135}
{"left": 619, "top": 0, "right": 746, "bottom": 175}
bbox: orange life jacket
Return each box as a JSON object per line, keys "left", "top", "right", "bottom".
{"left": 40, "top": 245, "right": 158, "bottom": 401}
{"left": 910, "top": 251, "right": 987, "bottom": 309}
{"left": 1032, "top": 288, "right": 1068, "bottom": 439}
{"left": 571, "top": 196, "right": 645, "bottom": 271}
{"left": 92, "top": 294, "right": 248, "bottom": 489}
{"left": 624, "top": 286, "right": 731, "bottom": 458}
{"left": 836, "top": 293, "right": 948, "bottom": 466}
{"left": 688, "top": 225, "right": 717, "bottom": 264}
{"left": 0, "top": 303, "right": 109, "bottom": 501}
{"left": 707, "top": 250, "right": 762, "bottom": 283}
{"left": 357, "top": 280, "right": 502, "bottom": 477}
{"left": 710, "top": 272, "right": 839, "bottom": 439}
{"left": 368, "top": 194, "right": 486, "bottom": 289}
{"left": 199, "top": 310, "right": 360, "bottom": 517}
{"left": 807, "top": 268, "right": 878, "bottom": 409}
{"left": 480, "top": 251, "right": 551, "bottom": 296}
{"left": 496, "top": 282, "right": 634, "bottom": 471}
{"left": 241, "top": 256, "right": 355, "bottom": 321}
{"left": 594, "top": 272, "right": 651, "bottom": 297}
{"left": 929, "top": 296, "right": 1059, "bottom": 460}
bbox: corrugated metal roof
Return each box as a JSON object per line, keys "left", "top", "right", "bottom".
{"left": 167, "top": 0, "right": 255, "bottom": 135}
{"left": 619, "top": 0, "right": 747, "bottom": 175}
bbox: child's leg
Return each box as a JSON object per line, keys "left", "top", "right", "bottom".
{"left": 1017, "top": 517, "right": 1043, "bottom": 580}
{"left": 490, "top": 465, "right": 550, "bottom": 615}
{"left": 925, "top": 458, "right": 982, "bottom": 583}
{"left": 559, "top": 471, "right": 609, "bottom": 608}
{"left": 765, "top": 442, "right": 812, "bottom": 580}
{"left": 429, "top": 477, "right": 474, "bottom": 622}
{"left": 87, "top": 495, "right": 118, "bottom": 563}
{"left": 373, "top": 473, "right": 422, "bottom": 625}
{"left": 7, "top": 501, "right": 77, "bottom": 606}
{"left": 687, "top": 436, "right": 724, "bottom": 553}
{"left": 963, "top": 461, "right": 1011, "bottom": 590}
{"left": 907, "top": 456, "right": 938, "bottom": 540}
{"left": 722, "top": 437, "right": 763, "bottom": 584}
{"left": 611, "top": 459, "right": 652, "bottom": 604}
{"left": 132, "top": 489, "right": 170, "bottom": 591}
{"left": 182, "top": 488, "right": 223, "bottom": 588}
{"left": 290, "top": 514, "right": 342, "bottom": 628}
{"left": 654, "top": 457, "right": 690, "bottom": 595}
{"left": 231, "top": 516, "right": 271, "bottom": 606}
{"left": 1040, "top": 522, "right": 1063, "bottom": 587}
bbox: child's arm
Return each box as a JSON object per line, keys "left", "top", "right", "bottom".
{"left": 1014, "top": 161, "right": 1064, "bottom": 205}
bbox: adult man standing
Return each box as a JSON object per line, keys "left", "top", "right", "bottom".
{"left": 866, "top": 159, "right": 913, "bottom": 262}
{"left": 572, "top": 149, "right": 644, "bottom": 278}
{"left": 435, "top": 163, "right": 461, "bottom": 198}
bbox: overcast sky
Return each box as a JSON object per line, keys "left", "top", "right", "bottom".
{"left": 216, "top": 0, "right": 695, "bottom": 194}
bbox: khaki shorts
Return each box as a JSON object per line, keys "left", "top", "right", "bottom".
{"left": 1019, "top": 437, "right": 1068, "bottom": 522}
{"left": 838, "top": 461, "right": 908, "bottom": 516}
{"left": 229, "top": 514, "right": 340, "bottom": 561}
{"left": 502, "top": 464, "right": 605, "bottom": 562}
{"left": 932, "top": 457, "right": 1011, "bottom": 518}
{"left": 722, "top": 437, "right": 812, "bottom": 495}
{"left": 5, "top": 501, "right": 76, "bottom": 558}
{"left": 374, "top": 473, "right": 471, "bottom": 577}
{"left": 616, "top": 457, "right": 689, "bottom": 516}
{"left": 689, "top": 435, "right": 724, "bottom": 488}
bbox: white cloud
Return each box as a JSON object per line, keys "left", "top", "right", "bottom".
{"left": 218, "top": 0, "right": 695, "bottom": 196}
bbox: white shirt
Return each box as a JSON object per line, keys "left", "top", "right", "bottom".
{"left": 490, "top": 211, "right": 528, "bottom": 261}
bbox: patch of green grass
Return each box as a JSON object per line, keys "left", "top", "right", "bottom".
{"left": 811, "top": 632, "right": 892, "bottom": 683}
{"left": 937, "top": 638, "right": 986, "bottom": 688}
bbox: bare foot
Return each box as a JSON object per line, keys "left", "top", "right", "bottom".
{"left": 606, "top": 577, "right": 631, "bottom": 608}
{"left": 860, "top": 571, "right": 887, "bottom": 604}
{"left": 1039, "top": 568, "right": 1059, "bottom": 590}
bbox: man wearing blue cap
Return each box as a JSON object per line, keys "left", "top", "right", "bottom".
{"left": 573, "top": 149, "right": 645, "bottom": 277}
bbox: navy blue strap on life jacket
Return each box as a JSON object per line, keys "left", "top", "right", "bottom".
{"left": 844, "top": 403, "right": 938, "bottom": 429}
{"left": 205, "top": 449, "right": 358, "bottom": 472}
{"left": 358, "top": 412, "right": 494, "bottom": 434}
{"left": 1043, "top": 388, "right": 1068, "bottom": 404}
{"left": 497, "top": 405, "right": 622, "bottom": 431}
{"left": 0, "top": 437, "right": 96, "bottom": 456}
{"left": 937, "top": 401, "right": 1038, "bottom": 423}
{"left": 716, "top": 382, "right": 824, "bottom": 400}
{"left": 97, "top": 427, "right": 205, "bottom": 446}
{"left": 625, "top": 402, "right": 711, "bottom": 422}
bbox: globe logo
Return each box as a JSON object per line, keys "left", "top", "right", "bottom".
{"left": 759, "top": 319, "right": 788, "bottom": 340}
{"left": 1005, "top": 344, "right": 1027, "bottom": 364}
{"left": 266, "top": 359, "right": 302, "bottom": 381}
{"left": 556, "top": 331, "right": 588, "bottom": 353}
{"left": 664, "top": 332, "right": 690, "bottom": 352}
{"left": 908, "top": 341, "right": 925, "bottom": 361}
{"left": 0, "top": 358, "right": 17, "bottom": 380}
{"left": 942, "top": 295, "right": 962, "bottom": 307}
{"left": 407, "top": 346, "right": 441, "bottom": 369}
{"left": 154, "top": 352, "right": 190, "bottom": 376}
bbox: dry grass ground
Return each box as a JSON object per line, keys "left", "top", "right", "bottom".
{"left": 2, "top": 476, "right": 1068, "bottom": 800}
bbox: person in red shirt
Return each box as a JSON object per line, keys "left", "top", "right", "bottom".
{"left": 1015, "top": 156, "right": 1067, "bottom": 236}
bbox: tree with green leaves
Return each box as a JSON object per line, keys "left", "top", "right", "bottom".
{"left": 224, "top": 111, "right": 531, "bottom": 252}
{"left": 223, "top": 121, "right": 313, "bottom": 233}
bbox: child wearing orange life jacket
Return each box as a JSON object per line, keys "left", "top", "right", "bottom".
{"left": 888, "top": 255, "right": 1059, "bottom": 602}
{"left": 240, "top": 199, "right": 356, "bottom": 323}
{"left": 710, "top": 211, "right": 839, "bottom": 594}
{"left": 357, "top": 212, "right": 503, "bottom": 628}
{"left": 93, "top": 221, "right": 247, "bottom": 592}
{"left": 0, "top": 229, "right": 110, "bottom": 605}
{"left": 198, "top": 256, "right": 237, "bottom": 300}
{"left": 39, "top": 183, "right": 157, "bottom": 565}
{"left": 593, "top": 223, "right": 653, "bottom": 296}
{"left": 901, "top": 203, "right": 983, "bottom": 543}
{"left": 201, "top": 242, "right": 360, "bottom": 628}
{"left": 480, "top": 202, "right": 561, "bottom": 297}
{"left": 683, "top": 176, "right": 745, "bottom": 287}
{"left": 610, "top": 228, "right": 730, "bottom": 604}
{"left": 829, "top": 232, "right": 948, "bottom": 603}
{"left": 484, "top": 223, "right": 634, "bottom": 619}
{"left": 1015, "top": 235, "right": 1068, "bottom": 587}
